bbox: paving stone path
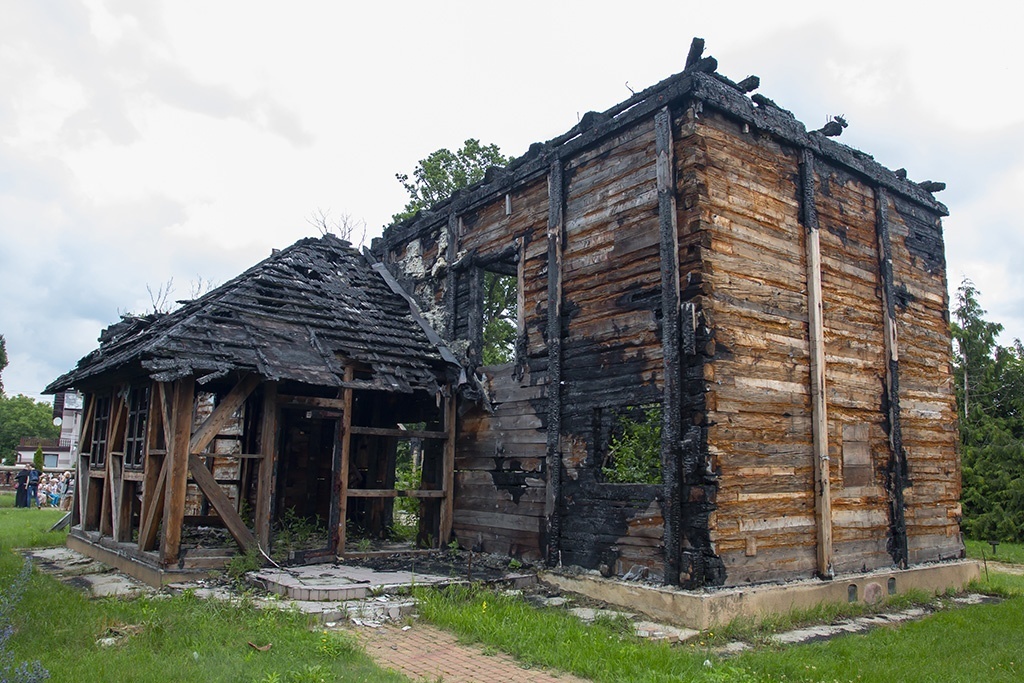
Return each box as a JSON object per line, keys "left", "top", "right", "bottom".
{"left": 355, "top": 623, "right": 589, "bottom": 683}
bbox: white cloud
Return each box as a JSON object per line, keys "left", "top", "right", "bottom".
{"left": 2, "top": 0, "right": 1023, "bottom": 401}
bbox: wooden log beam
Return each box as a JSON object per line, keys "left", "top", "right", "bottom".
{"left": 348, "top": 426, "right": 448, "bottom": 440}
{"left": 545, "top": 159, "right": 565, "bottom": 565}
{"left": 656, "top": 106, "right": 683, "bottom": 585}
{"left": 801, "top": 149, "right": 833, "bottom": 579}
{"left": 189, "top": 373, "right": 261, "bottom": 455}
{"left": 255, "top": 382, "right": 278, "bottom": 551}
{"left": 875, "top": 188, "right": 909, "bottom": 568}
{"left": 188, "top": 454, "right": 256, "bottom": 551}
{"left": 161, "top": 376, "right": 195, "bottom": 565}
{"left": 334, "top": 371, "right": 354, "bottom": 555}
{"left": 347, "top": 489, "right": 447, "bottom": 499}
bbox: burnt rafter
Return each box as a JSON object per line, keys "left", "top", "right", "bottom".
{"left": 47, "top": 235, "right": 458, "bottom": 395}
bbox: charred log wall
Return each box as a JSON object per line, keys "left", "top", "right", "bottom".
{"left": 886, "top": 195, "right": 963, "bottom": 563}
{"left": 557, "top": 117, "right": 668, "bottom": 578}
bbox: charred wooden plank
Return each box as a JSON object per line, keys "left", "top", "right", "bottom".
{"left": 875, "top": 188, "right": 909, "bottom": 568}
{"left": 656, "top": 106, "right": 683, "bottom": 585}
{"left": 545, "top": 160, "right": 565, "bottom": 565}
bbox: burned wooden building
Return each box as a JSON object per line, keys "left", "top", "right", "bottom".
{"left": 373, "top": 41, "right": 962, "bottom": 588}
{"left": 46, "top": 235, "right": 462, "bottom": 582}
{"left": 51, "top": 40, "right": 963, "bottom": 590}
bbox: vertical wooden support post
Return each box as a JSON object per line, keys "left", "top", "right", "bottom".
{"left": 161, "top": 376, "right": 195, "bottom": 566}
{"left": 545, "top": 158, "right": 565, "bottom": 565}
{"left": 874, "top": 188, "right": 909, "bottom": 568}
{"left": 439, "top": 389, "right": 457, "bottom": 545}
{"left": 656, "top": 107, "right": 684, "bottom": 585}
{"left": 255, "top": 382, "right": 279, "bottom": 552}
{"left": 801, "top": 149, "right": 833, "bottom": 579}
{"left": 334, "top": 370, "right": 354, "bottom": 555}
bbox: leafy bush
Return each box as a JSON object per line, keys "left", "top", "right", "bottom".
{"left": 602, "top": 404, "right": 662, "bottom": 485}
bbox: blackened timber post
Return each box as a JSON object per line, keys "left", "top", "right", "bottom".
{"left": 800, "top": 149, "right": 834, "bottom": 579}
{"left": 656, "top": 106, "right": 683, "bottom": 585}
{"left": 545, "top": 159, "right": 565, "bottom": 566}
{"left": 444, "top": 213, "right": 459, "bottom": 341}
{"left": 874, "top": 188, "right": 909, "bottom": 568}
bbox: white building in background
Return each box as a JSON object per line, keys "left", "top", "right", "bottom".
{"left": 15, "top": 391, "right": 83, "bottom": 470}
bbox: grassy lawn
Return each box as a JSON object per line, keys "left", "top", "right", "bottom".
{"left": 417, "top": 568, "right": 1024, "bottom": 683}
{"left": 965, "top": 538, "right": 1024, "bottom": 565}
{"left": 0, "top": 492, "right": 405, "bottom": 682}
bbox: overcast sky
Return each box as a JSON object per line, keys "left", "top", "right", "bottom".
{"left": 2, "top": 1, "right": 1022, "bottom": 402}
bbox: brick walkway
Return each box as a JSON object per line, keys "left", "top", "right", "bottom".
{"left": 355, "top": 623, "right": 589, "bottom": 683}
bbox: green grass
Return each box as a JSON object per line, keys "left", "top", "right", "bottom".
{"left": 965, "top": 538, "right": 1024, "bottom": 565}
{"left": 0, "top": 493, "right": 405, "bottom": 682}
{"left": 417, "top": 571, "right": 1024, "bottom": 683}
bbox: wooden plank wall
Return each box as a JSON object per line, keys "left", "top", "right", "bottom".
{"left": 558, "top": 117, "right": 667, "bottom": 577}
{"left": 886, "top": 194, "right": 963, "bottom": 563}
{"left": 692, "top": 109, "right": 961, "bottom": 585}
{"left": 694, "top": 111, "right": 818, "bottom": 584}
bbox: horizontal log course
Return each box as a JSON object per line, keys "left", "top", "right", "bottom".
{"left": 346, "top": 489, "right": 446, "bottom": 499}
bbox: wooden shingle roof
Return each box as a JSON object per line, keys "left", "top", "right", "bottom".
{"left": 47, "top": 234, "right": 454, "bottom": 394}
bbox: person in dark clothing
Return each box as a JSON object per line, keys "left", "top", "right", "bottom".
{"left": 14, "top": 464, "right": 30, "bottom": 508}
{"left": 26, "top": 465, "right": 40, "bottom": 508}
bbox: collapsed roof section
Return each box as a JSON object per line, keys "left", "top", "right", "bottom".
{"left": 47, "top": 234, "right": 456, "bottom": 394}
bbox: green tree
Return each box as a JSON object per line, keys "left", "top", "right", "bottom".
{"left": 952, "top": 279, "right": 1024, "bottom": 541}
{"left": 0, "top": 394, "right": 58, "bottom": 466}
{"left": 392, "top": 139, "right": 507, "bottom": 223}
{"left": 481, "top": 271, "right": 518, "bottom": 365}
{"left": 393, "top": 139, "right": 518, "bottom": 364}
{"left": 33, "top": 445, "right": 44, "bottom": 472}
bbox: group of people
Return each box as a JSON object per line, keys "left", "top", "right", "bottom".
{"left": 13, "top": 464, "right": 74, "bottom": 510}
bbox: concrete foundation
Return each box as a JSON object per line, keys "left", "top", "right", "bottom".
{"left": 540, "top": 560, "right": 981, "bottom": 630}
{"left": 66, "top": 532, "right": 211, "bottom": 587}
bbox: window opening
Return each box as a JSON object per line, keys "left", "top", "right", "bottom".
{"left": 481, "top": 269, "right": 518, "bottom": 365}
{"left": 124, "top": 385, "right": 150, "bottom": 469}
{"left": 599, "top": 403, "right": 663, "bottom": 484}
{"left": 89, "top": 394, "right": 111, "bottom": 469}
